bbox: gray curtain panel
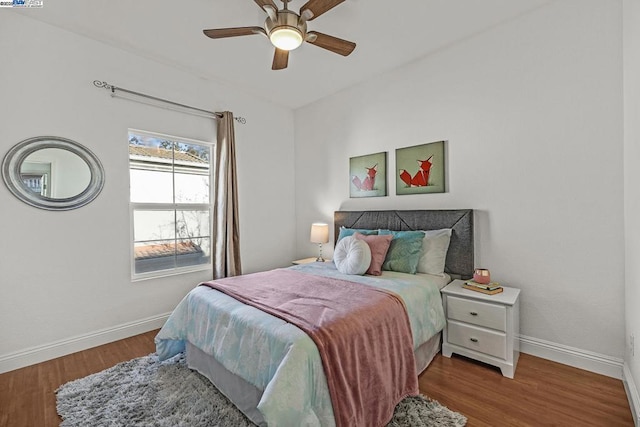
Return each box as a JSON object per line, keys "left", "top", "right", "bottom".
{"left": 213, "top": 111, "right": 242, "bottom": 278}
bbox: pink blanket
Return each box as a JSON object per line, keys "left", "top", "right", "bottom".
{"left": 200, "top": 269, "right": 418, "bottom": 427}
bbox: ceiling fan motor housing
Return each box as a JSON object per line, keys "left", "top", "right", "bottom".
{"left": 265, "top": 9, "right": 307, "bottom": 42}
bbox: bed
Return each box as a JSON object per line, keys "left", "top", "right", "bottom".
{"left": 155, "top": 209, "right": 474, "bottom": 427}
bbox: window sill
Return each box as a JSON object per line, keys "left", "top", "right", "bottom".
{"left": 132, "top": 264, "right": 212, "bottom": 283}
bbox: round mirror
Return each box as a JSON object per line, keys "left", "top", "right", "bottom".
{"left": 2, "top": 136, "right": 105, "bottom": 210}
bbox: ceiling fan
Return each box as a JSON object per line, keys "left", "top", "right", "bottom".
{"left": 203, "top": 0, "right": 356, "bottom": 70}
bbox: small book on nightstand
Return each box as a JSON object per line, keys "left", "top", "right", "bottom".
{"left": 463, "top": 280, "right": 504, "bottom": 295}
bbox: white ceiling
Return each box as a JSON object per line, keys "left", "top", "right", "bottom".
{"left": 12, "top": 0, "right": 551, "bottom": 109}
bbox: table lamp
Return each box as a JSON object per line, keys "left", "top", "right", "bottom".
{"left": 310, "top": 223, "right": 329, "bottom": 262}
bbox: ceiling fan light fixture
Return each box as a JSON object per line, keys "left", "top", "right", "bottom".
{"left": 270, "top": 27, "right": 303, "bottom": 51}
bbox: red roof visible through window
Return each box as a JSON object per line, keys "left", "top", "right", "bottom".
{"left": 129, "top": 145, "right": 207, "bottom": 164}
{"left": 134, "top": 241, "right": 203, "bottom": 260}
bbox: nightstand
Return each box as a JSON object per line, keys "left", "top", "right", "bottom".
{"left": 441, "top": 279, "right": 520, "bottom": 378}
{"left": 292, "top": 257, "right": 331, "bottom": 265}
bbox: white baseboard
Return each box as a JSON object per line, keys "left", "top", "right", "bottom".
{"left": 0, "top": 312, "right": 171, "bottom": 374}
{"left": 519, "top": 334, "right": 624, "bottom": 379}
{"left": 623, "top": 362, "right": 640, "bottom": 426}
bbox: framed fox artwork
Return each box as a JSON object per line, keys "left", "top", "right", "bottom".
{"left": 349, "top": 151, "right": 387, "bottom": 198}
{"left": 396, "top": 141, "right": 446, "bottom": 195}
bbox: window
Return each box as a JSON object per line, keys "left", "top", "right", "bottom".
{"left": 129, "top": 130, "right": 213, "bottom": 278}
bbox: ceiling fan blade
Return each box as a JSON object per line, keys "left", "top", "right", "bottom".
{"left": 254, "top": 0, "right": 278, "bottom": 20}
{"left": 203, "top": 27, "right": 266, "bottom": 39}
{"left": 272, "top": 48, "right": 289, "bottom": 70}
{"left": 254, "top": 0, "right": 278, "bottom": 12}
{"left": 306, "top": 31, "right": 355, "bottom": 56}
{"left": 300, "top": 0, "right": 345, "bottom": 21}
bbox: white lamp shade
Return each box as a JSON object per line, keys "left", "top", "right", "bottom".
{"left": 310, "top": 223, "right": 329, "bottom": 244}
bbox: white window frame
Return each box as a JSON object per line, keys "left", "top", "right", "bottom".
{"left": 128, "top": 129, "right": 214, "bottom": 281}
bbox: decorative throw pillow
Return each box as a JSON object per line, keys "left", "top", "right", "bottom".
{"left": 378, "top": 230, "right": 425, "bottom": 274}
{"left": 353, "top": 232, "right": 393, "bottom": 276}
{"left": 417, "top": 228, "right": 452, "bottom": 276}
{"left": 333, "top": 236, "right": 372, "bottom": 275}
{"left": 337, "top": 226, "right": 378, "bottom": 242}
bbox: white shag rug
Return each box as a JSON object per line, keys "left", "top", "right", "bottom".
{"left": 56, "top": 353, "right": 467, "bottom": 427}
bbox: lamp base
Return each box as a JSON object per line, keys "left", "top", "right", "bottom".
{"left": 315, "top": 242, "right": 325, "bottom": 263}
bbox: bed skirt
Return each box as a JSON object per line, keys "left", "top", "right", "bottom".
{"left": 185, "top": 332, "right": 442, "bottom": 426}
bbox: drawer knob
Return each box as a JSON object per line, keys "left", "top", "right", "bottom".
{"left": 470, "top": 338, "right": 479, "bottom": 343}
{"left": 469, "top": 311, "right": 478, "bottom": 316}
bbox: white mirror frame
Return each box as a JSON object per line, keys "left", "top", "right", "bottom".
{"left": 2, "top": 136, "right": 105, "bottom": 211}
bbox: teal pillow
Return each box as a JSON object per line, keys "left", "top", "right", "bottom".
{"left": 337, "top": 227, "right": 378, "bottom": 241}
{"left": 379, "top": 230, "right": 425, "bottom": 274}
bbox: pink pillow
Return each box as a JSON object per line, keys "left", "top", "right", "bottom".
{"left": 354, "top": 232, "right": 393, "bottom": 276}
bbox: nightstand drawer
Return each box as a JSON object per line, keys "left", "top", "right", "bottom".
{"left": 447, "top": 321, "right": 507, "bottom": 359}
{"left": 447, "top": 296, "right": 506, "bottom": 332}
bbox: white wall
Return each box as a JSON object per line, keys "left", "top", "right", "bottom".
{"left": 624, "top": 0, "right": 640, "bottom": 421}
{"left": 295, "top": 0, "right": 625, "bottom": 366}
{"left": 0, "top": 12, "right": 295, "bottom": 370}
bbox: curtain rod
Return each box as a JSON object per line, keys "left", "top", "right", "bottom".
{"left": 92, "top": 80, "right": 246, "bottom": 124}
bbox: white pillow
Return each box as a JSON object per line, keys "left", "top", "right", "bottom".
{"left": 333, "top": 236, "right": 372, "bottom": 275}
{"left": 417, "top": 229, "right": 452, "bottom": 276}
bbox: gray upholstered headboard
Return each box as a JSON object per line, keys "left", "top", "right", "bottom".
{"left": 334, "top": 210, "right": 474, "bottom": 279}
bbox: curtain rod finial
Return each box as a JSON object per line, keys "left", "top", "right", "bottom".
{"left": 93, "top": 80, "right": 113, "bottom": 90}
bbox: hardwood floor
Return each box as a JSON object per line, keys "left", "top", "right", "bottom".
{"left": 0, "top": 331, "right": 158, "bottom": 427}
{"left": 420, "top": 353, "right": 634, "bottom": 426}
{"left": 0, "top": 331, "right": 633, "bottom": 426}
